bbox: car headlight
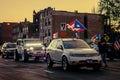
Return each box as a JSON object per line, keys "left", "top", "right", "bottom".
{"left": 27, "top": 47, "right": 34, "bottom": 52}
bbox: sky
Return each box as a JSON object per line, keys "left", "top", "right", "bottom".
{"left": 0, "top": 0, "right": 99, "bottom": 22}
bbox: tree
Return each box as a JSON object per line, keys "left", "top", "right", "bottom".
{"left": 98, "top": 0, "right": 120, "bottom": 32}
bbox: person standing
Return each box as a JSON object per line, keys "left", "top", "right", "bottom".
{"left": 98, "top": 36, "right": 107, "bottom": 67}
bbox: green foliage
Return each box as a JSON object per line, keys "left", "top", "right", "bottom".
{"left": 98, "top": 0, "right": 120, "bottom": 31}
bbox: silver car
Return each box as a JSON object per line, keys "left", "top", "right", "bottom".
{"left": 46, "top": 38, "right": 102, "bottom": 71}
{"left": 14, "top": 38, "right": 45, "bottom": 62}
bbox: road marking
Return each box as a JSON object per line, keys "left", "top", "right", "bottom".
{"left": 44, "top": 70, "right": 54, "bottom": 73}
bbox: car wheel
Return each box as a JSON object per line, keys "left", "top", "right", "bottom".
{"left": 62, "top": 56, "right": 70, "bottom": 71}
{"left": 14, "top": 50, "right": 19, "bottom": 61}
{"left": 2, "top": 54, "right": 5, "bottom": 58}
{"left": 46, "top": 54, "right": 53, "bottom": 68}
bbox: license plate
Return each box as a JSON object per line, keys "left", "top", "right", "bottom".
{"left": 37, "top": 52, "right": 41, "bottom": 54}
{"left": 86, "top": 59, "right": 93, "bottom": 63}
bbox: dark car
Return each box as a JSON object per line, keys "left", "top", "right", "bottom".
{"left": 1, "top": 42, "right": 16, "bottom": 58}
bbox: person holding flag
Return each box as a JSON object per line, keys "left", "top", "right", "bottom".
{"left": 98, "top": 36, "right": 108, "bottom": 67}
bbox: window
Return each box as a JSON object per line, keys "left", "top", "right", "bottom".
{"left": 48, "top": 18, "right": 51, "bottom": 25}
{"left": 63, "top": 40, "right": 90, "bottom": 49}
{"left": 60, "top": 23, "right": 66, "bottom": 31}
{"left": 45, "top": 18, "right": 47, "bottom": 26}
{"left": 48, "top": 29, "right": 51, "bottom": 36}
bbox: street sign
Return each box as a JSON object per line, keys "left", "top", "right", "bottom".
{"left": 104, "top": 35, "right": 110, "bottom": 42}
{"left": 60, "top": 23, "right": 66, "bottom": 31}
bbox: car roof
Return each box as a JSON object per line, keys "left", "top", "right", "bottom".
{"left": 4, "top": 42, "right": 16, "bottom": 44}
{"left": 2, "top": 42, "right": 16, "bottom": 46}
{"left": 53, "top": 38, "right": 84, "bottom": 41}
{"left": 17, "top": 38, "right": 41, "bottom": 41}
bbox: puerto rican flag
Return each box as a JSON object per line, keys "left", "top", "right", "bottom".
{"left": 53, "top": 32, "right": 58, "bottom": 39}
{"left": 91, "top": 33, "right": 101, "bottom": 42}
{"left": 66, "top": 19, "right": 86, "bottom": 32}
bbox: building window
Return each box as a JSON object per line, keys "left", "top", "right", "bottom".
{"left": 60, "top": 23, "right": 66, "bottom": 31}
{"left": 48, "top": 29, "right": 51, "bottom": 36}
{"left": 45, "top": 18, "right": 47, "bottom": 26}
{"left": 48, "top": 18, "right": 51, "bottom": 25}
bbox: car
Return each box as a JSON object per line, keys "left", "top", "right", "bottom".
{"left": 0, "top": 46, "right": 2, "bottom": 55}
{"left": 14, "top": 38, "right": 45, "bottom": 62}
{"left": 46, "top": 38, "right": 102, "bottom": 71}
{"left": 1, "top": 42, "right": 16, "bottom": 58}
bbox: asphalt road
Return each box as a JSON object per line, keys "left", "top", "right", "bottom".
{"left": 0, "top": 56, "right": 120, "bottom": 80}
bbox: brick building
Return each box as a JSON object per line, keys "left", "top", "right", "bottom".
{"left": 34, "top": 7, "right": 104, "bottom": 45}
{"left": 0, "top": 23, "right": 2, "bottom": 45}
{"left": 12, "top": 19, "right": 34, "bottom": 42}
{"left": 1, "top": 22, "right": 18, "bottom": 43}
{"left": 1, "top": 7, "right": 104, "bottom": 46}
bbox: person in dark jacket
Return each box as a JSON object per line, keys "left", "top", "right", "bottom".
{"left": 98, "top": 36, "right": 107, "bottom": 67}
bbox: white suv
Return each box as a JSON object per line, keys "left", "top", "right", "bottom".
{"left": 46, "top": 38, "right": 102, "bottom": 71}
{"left": 14, "top": 38, "right": 45, "bottom": 62}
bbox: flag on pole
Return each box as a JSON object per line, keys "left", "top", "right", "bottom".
{"left": 66, "top": 19, "right": 86, "bottom": 32}
{"left": 91, "top": 33, "right": 101, "bottom": 42}
{"left": 114, "top": 39, "right": 120, "bottom": 50}
{"left": 53, "top": 32, "right": 58, "bottom": 39}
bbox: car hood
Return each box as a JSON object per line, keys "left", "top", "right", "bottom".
{"left": 65, "top": 48, "right": 98, "bottom": 54}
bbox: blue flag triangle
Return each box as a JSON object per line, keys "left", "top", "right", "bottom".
{"left": 74, "top": 19, "right": 86, "bottom": 30}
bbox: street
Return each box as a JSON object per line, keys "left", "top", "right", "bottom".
{"left": 0, "top": 56, "right": 120, "bottom": 80}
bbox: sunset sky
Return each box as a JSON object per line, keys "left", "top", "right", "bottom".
{"left": 0, "top": 0, "right": 99, "bottom": 22}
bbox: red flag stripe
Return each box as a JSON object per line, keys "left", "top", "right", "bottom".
{"left": 114, "top": 40, "right": 120, "bottom": 50}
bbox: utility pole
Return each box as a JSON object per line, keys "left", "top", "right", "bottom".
{"left": 84, "top": 14, "right": 88, "bottom": 39}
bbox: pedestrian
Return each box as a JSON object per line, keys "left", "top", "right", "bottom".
{"left": 98, "top": 36, "right": 108, "bottom": 67}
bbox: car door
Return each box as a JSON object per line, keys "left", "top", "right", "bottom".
{"left": 47, "top": 40, "right": 57, "bottom": 61}
{"left": 51, "top": 40, "right": 59, "bottom": 61}
{"left": 17, "top": 40, "right": 24, "bottom": 54}
{"left": 54, "top": 40, "right": 63, "bottom": 62}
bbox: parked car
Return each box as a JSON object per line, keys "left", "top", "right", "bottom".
{"left": 14, "top": 38, "right": 45, "bottom": 62}
{"left": 46, "top": 38, "right": 102, "bottom": 71}
{"left": 1, "top": 42, "right": 16, "bottom": 58}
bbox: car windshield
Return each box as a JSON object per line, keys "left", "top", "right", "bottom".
{"left": 63, "top": 40, "right": 90, "bottom": 49}
{"left": 24, "top": 39, "right": 43, "bottom": 47}
{"left": 7, "top": 44, "right": 16, "bottom": 48}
